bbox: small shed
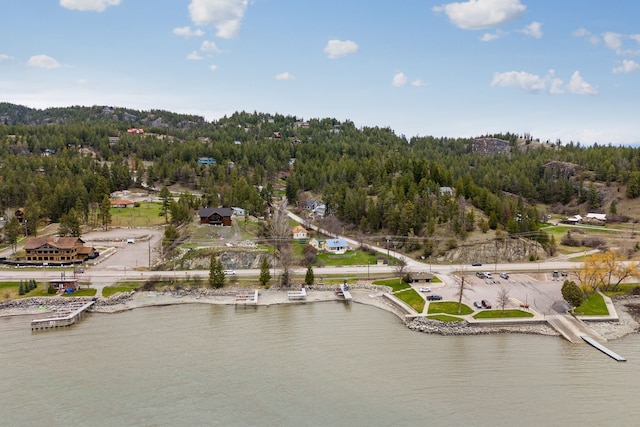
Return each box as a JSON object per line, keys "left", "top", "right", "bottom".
{"left": 48, "top": 278, "right": 80, "bottom": 293}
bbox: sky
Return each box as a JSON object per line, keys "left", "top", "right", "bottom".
{"left": 1, "top": 0, "right": 639, "bottom": 145}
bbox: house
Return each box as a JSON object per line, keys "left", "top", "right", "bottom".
{"left": 197, "top": 157, "right": 216, "bottom": 165}
{"left": 198, "top": 207, "right": 234, "bottom": 226}
{"left": 585, "top": 213, "right": 607, "bottom": 225}
{"left": 407, "top": 272, "right": 434, "bottom": 283}
{"left": 231, "top": 207, "right": 246, "bottom": 216}
{"left": 562, "top": 214, "right": 582, "bottom": 224}
{"left": 439, "top": 186, "right": 454, "bottom": 196}
{"left": 312, "top": 204, "right": 326, "bottom": 217}
{"left": 292, "top": 226, "right": 309, "bottom": 241}
{"left": 108, "top": 136, "right": 120, "bottom": 144}
{"left": 308, "top": 238, "right": 321, "bottom": 250}
{"left": 325, "top": 238, "right": 348, "bottom": 255}
{"left": 127, "top": 128, "right": 144, "bottom": 134}
{"left": 111, "top": 199, "right": 135, "bottom": 208}
{"left": 24, "top": 236, "right": 98, "bottom": 264}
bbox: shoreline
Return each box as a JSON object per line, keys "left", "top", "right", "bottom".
{"left": 3, "top": 287, "right": 639, "bottom": 341}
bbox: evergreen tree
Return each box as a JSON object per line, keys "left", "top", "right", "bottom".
{"left": 159, "top": 186, "right": 171, "bottom": 223}
{"left": 259, "top": 257, "right": 271, "bottom": 287}
{"left": 99, "top": 195, "right": 112, "bottom": 231}
{"left": 18, "top": 281, "right": 25, "bottom": 295}
{"left": 304, "top": 265, "right": 314, "bottom": 286}
{"left": 209, "top": 253, "right": 225, "bottom": 288}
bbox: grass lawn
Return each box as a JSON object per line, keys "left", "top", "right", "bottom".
{"left": 373, "top": 278, "right": 410, "bottom": 292}
{"left": 473, "top": 309, "right": 535, "bottom": 319}
{"left": 427, "top": 301, "right": 473, "bottom": 316}
{"left": 574, "top": 292, "right": 609, "bottom": 316}
{"left": 393, "top": 288, "right": 425, "bottom": 313}
{"left": 110, "top": 202, "right": 165, "bottom": 227}
{"left": 427, "top": 314, "right": 465, "bottom": 322}
{"left": 102, "top": 282, "right": 141, "bottom": 297}
{"left": 63, "top": 288, "right": 97, "bottom": 297}
{"left": 1, "top": 281, "right": 50, "bottom": 299}
{"left": 601, "top": 283, "right": 640, "bottom": 298}
{"left": 316, "top": 250, "right": 378, "bottom": 267}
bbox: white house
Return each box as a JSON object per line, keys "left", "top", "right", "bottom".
{"left": 325, "top": 238, "right": 348, "bottom": 255}
{"left": 292, "top": 225, "right": 309, "bottom": 241}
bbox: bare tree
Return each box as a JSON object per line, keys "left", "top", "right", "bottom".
{"left": 268, "top": 198, "right": 293, "bottom": 285}
{"left": 497, "top": 287, "right": 510, "bottom": 312}
{"left": 456, "top": 272, "right": 470, "bottom": 314}
{"left": 394, "top": 257, "right": 408, "bottom": 279}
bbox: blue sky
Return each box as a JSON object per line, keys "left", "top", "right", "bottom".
{"left": 1, "top": 0, "right": 639, "bottom": 145}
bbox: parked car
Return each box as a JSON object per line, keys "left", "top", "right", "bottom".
{"left": 472, "top": 262, "right": 482, "bottom": 267}
{"left": 499, "top": 272, "right": 509, "bottom": 280}
{"left": 223, "top": 269, "right": 236, "bottom": 275}
{"left": 481, "top": 300, "right": 492, "bottom": 309}
{"left": 476, "top": 272, "right": 486, "bottom": 278}
{"left": 474, "top": 301, "right": 483, "bottom": 309}
{"left": 126, "top": 238, "right": 135, "bottom": 244}
{"left": 484, "top": 273, "right": 493, "bottom": 279}
{"left": 426, "top": 294, "right": 443, "bottom": 301}
{"left": 74, "top": 268, "right": 84, "bottom": 274}
{"left": 419, "top": 287, "right": 432, "bottom": 293}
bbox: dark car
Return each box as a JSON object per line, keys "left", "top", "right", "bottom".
{"left": 427, "top": 295, "right": 443, "bottom": 301}
{"left": 481, "top": 300, "right": 492, "bottom": 309}
{"left": 473, "top": 301, "right": 483, "bottom": 309}
{"left": 472, "top": 262, "right": 482, "bottom": 267}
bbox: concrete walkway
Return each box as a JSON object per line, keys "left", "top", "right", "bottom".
{"left": 546, "top": 314, "right": 606, "bottom": 343}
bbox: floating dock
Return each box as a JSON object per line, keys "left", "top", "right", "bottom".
{"left": 235, "top": 290, "right": 259, "bottom": 305}
{"left": 581, "top": 335, "right": 626, "bottom": 362}
{"left": 31, "top": 300, "right": 95, "bottom": 331}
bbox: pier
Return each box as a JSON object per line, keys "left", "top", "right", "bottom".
{"left": 288, "top": 287, "right": 307, "bottom": 301}
{"left": 581, "top": 335, "right": 626, "bottom": 362}
{"left": 334, "top": 284, "right": 352, "bottom": 303}
{"left": 31, "top": 300, "right": 95, "bottom": 331}
{"left": 235, "top": 290, "right": 259, "bottom": 305}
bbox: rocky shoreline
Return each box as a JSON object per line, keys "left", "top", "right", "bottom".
{"left": 3, "top": 287, "right": 640, "bottom": 341}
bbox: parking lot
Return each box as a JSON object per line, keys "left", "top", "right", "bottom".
{"left": 418, "top": 271, "right": 567, "bottom": 315}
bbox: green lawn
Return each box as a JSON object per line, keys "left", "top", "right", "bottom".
{"left": 427, "top": 301, "right": 473, "bottom": 315}
{"left": 427, "top": 314, "right": 465, "bottom": 322}
{"left": 601, "top": 283, "right": 640, "bottom": 298}
{"left": 372, "top": 278, "right": 410, "bottom": 292}
{"left": 110, "top": 202, "right": 165, "bottom": 227}
{"left": 393, "top": 288, "right": 425, "bottom": 313}
{"left": 102, "top": 282, "right": 141, "bottom": 297}
{"left": 473, "top": 309, "right": 534, "bottom": 319}
{"left": 315, "top": 250, "right": 378, "bottom": 266}
{"left": 574, "top": 292, "right": 609, "bottom": 316}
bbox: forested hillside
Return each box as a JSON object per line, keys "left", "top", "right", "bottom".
{"left": 1, "top": 102, "right": 639, "bottom": 249}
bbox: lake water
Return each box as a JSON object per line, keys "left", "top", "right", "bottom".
{"left": 1, "top": 302, "right": 639, "bottom": 426}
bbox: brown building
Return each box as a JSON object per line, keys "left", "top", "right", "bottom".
{"left": 24, "top": 237, "right": 98, "bottom": 264}
{"left": 198, "top": 208, "right": 233, "bottom": 226}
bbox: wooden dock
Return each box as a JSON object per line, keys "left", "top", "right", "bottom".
{"left": 334, "top": 284, "right": 352, "bottom": 302}
{"left": 288, "top": 287, "right": 307, "bottom": 301}
{"left": 235, "top": 290, "right": 259, "bottom": 305}
{"left": 581, "top": 335, "right": 626, "bottom": 362}
{"left": 31, "top": 300, "right": 95, "bottom": 331}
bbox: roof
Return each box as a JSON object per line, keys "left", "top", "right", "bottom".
{"left": 586, "top": 213, "right": 607, "bottom": 221}
{"left": 198, "top": 207, "right": 234, "bottom": 218}
{"left": 325, "top": 238, "right": 347, "bottom": 247}
{"left": 111, "top": 199, "right": 134, "bottom": 205}
{"left": 24, "top": 236, "right": 85, "bottom": 250}
{"left": 292, "top": 225, "right": 308, "bottom": 233}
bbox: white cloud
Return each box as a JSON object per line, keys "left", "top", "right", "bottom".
{"left": 323, "top": 40, "right": 359, "bottom": 59}
{"left": 27, "top": 55, "right": 61, "bottom": 69}
{"left": 59, "top": 0, "right": 121, "bottom": 12}
{"left": 0, "top": 54, "right": 14, "bottom": 61}
{"left": 275, "top": 72, "right": 295, "bottom": 81}
{"left": 603, "top": 32, "right": 623, "bottom": 53}
{"left": 566, "top": 71, "right": 597, "bottom": 95}
{"left": 200, "top": 40, "right": 222, "bottom": 53}
{"left": 613, "top": 59, "right": 640, "bottom": 74}
{"left": 520, "top": 21, "right": 543, "bottom": 39}
{"left": 392, "top": 72, "right": 408, "bottom": 87}
{"left": 189, "top": 0, "right": 248, "bottom": 39}
{"left": 491, "top": 71, "right": 546, "bottom": 92}
{"left": 481, "top": 29, "right": 506, "bottom": 42}
{"left": 187, "top": 50, "right": 203, "bottom": 60}
{"left": 173, "top": 26, "right": 205, "bottom": 38}
{"left": 209, "top": 64, "right": 218, "bottom": 72}
{"left": 392, "top": 72, "right": 425, "bottom": 87}
{"left": 491, "top": 69, "right": 596, "bottom": 95}
{"left": 433, "top": 0, "right": 526, "bottom": 30}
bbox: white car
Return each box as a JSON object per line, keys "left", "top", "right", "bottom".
{"left": 223, "top": 269, "right": 236, "bottom": 275}
{"left": 419, "top": 287, "right": 432, "bottom": 293}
